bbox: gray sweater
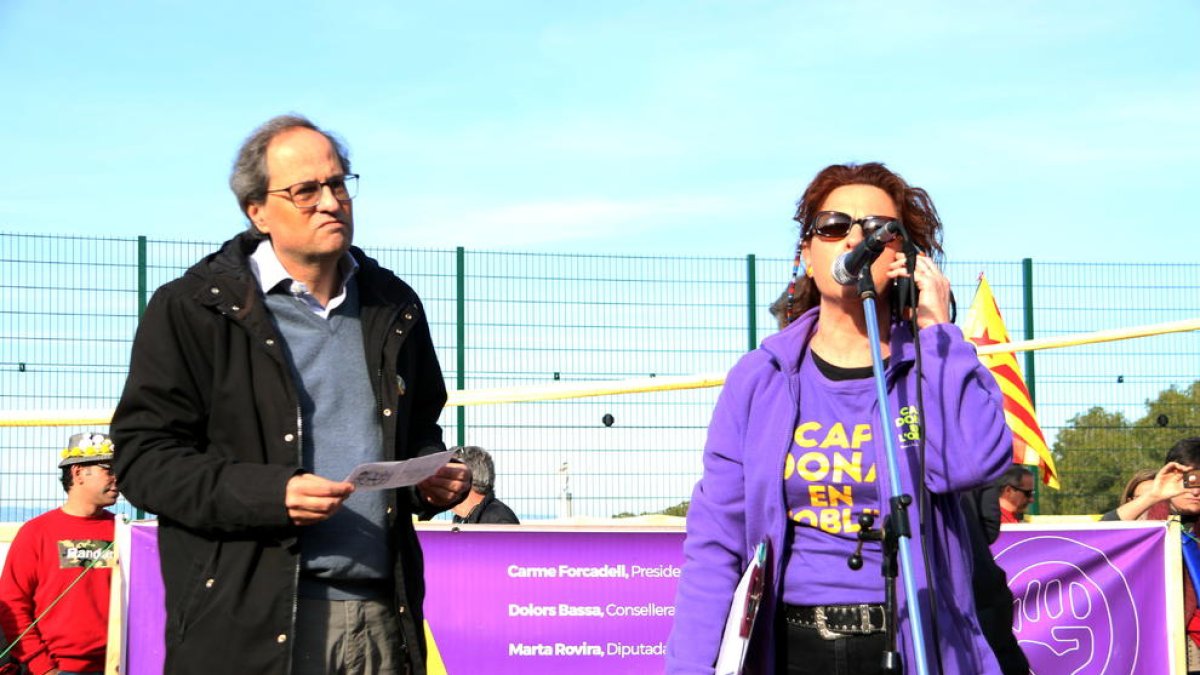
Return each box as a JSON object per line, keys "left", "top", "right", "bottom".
{"left": 267, "top": 282, "right": 389, "bottom": 599}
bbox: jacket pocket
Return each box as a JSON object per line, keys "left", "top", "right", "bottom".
{"left": 174, "top": 540, "right": 222, "bottom": 642}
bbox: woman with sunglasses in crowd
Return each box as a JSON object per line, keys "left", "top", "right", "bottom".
{"left": 667, "top": 162, "right": 1013, "bottom": 674}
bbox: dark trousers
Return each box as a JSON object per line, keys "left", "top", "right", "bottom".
{"left": 776, "top": 618, "right": 887, "bottom": 675}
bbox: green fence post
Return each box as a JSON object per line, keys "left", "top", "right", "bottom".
{"left": 746, "top": 255, "right": 757, "bottom": 351}
{"left": 137, "top": 236, "right": 148, "bottom": 318}
{"left": 1022, "top": 258, "right": 1036, "bottom": 406}
{"left": 1022, "top": 257, "right": 1039, "bottom": 515}
{"left": 135, "top": 236, "right": 148, "bottom": 519}
{"left": 456, "top": 247, "right": 466, "bottom": 448}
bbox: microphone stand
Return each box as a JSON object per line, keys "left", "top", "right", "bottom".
{"left": 849, "top": 267, "right": 931, "bottom": 675}
{"left": 848, "top": 510, "right": 899, "bottom": 672}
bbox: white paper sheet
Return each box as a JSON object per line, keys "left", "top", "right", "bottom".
{"left": 715, "top": 540, "right": 768, "bottom": 675}
{"left": 344, "top": 450, "right": 456, "bottom": 491}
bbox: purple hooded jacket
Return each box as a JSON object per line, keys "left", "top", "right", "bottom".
{"left": 667, "top": 307, "right": 1012, "bottom": 674}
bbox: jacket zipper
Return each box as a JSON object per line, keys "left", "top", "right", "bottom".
{"left": 288, "top": 400, "right": 302, "bottom": 671}
{"left": 377, "top": 307, "right": 402, "bottom": 418}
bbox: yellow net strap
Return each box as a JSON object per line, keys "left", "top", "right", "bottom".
{"left": 3, "top": 318, "right": 1197, "bottom": 425}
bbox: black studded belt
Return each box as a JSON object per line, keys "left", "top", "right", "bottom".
{"left": 783, "top": 603, "right": 886, "bottom": 640}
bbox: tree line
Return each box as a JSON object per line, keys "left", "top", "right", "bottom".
{"left": 1040, "top": 380, "right": 1200, "bottom": 515}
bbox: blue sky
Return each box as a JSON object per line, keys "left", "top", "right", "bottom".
{"left": 2, "top": 1, "right": 1198, "bottom": 262}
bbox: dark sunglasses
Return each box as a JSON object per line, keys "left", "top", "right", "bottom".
{"left": 1011, "top": 486, "right": 1034, "bottom": 498}
{"left": 801, "top": 210, "right": 901, "bottom": 240}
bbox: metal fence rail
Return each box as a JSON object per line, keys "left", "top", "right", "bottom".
{"left": 2, "top": 232, "right": 1197, "bottom": 520}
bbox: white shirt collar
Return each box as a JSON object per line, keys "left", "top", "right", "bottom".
{"left": 248, "top": 238, "right": 359, "bottom": 318}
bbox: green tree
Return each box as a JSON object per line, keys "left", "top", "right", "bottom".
{"left": 1041, "top": 381, "right": 1200, "bottom": 515}
{"left": 613, "top": 500, "right": 689, "bottom": 518}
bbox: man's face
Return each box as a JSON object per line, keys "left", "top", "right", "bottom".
{"left": 74, "top": 463, "right": 118, "bottom": 507}
{"left": 246, "top": 127, "right": 354, "bottom": 268}
{"left": 1007, "top": 475, "right": 1035, "bottom": 519}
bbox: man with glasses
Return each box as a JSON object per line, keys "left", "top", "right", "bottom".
{"left": 996, "top": 464, "right": 1035, "bottom": 523}
{"left": 112, "top": 115, "right": 470, "bottom": 675}
{"left": 0, "top": 432, "right": 119, "bottom": 675}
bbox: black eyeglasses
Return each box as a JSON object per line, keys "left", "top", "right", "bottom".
{"left": 801, "top": 210, "right": 900, "bottom": 240}
{"left": 265, "top": 174, "right": 359, "bottom": 208}
{"left": 1010, "top": 486, "right": 1034, "bottom": 498}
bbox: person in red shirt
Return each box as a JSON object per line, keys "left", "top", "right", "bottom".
{"left": 996, "top": 464, "right": 1035, "bottom": 524}
{"left": 0, "top": 433, "right": 119, "bottom": 675}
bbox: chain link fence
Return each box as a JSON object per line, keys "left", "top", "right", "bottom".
{"left": 2, "top": 233, "right": 1197, "bottom": 520}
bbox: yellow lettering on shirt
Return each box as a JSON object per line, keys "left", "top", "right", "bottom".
{"left": 828, "top": 485, "right": 853, "bottom": 507}
{"left": 819, "top": 509, "right": 842, "bottom": 533}
{"left": 796, "top": 452, "right": 830, "bottom": 481}
{"left": 792, "top": 508, "right": 866, "bottom": 534}
{"left": 831, "top": 452, "right": 862, "bottom": 483}
{"left": 792, "top": 509, "right": 818, "bottom": 527}
{"left": 819, "top": 423, "right": 849, "bottom": 448}
{"left": 851, "top": 424, "right": 872, "bottom": 449}
{"left": 794, "top": 421, "right": 821, "bottom": 448}
{"left": 843, "top": 509, "right": 860, "bottom": 533}
{"left": 808, "top": 485, "right": 829, "bottom": 507}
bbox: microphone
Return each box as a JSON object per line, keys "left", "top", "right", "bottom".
{"left": 831, "top": 221, "right": 902, "bottom": 285}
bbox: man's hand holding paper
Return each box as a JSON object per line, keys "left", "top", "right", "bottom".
{"left": 285, "top": 473, "right": 355, "bottom": 526}
{"left": 417, "top": 460, "right": 472, "bottom": 509}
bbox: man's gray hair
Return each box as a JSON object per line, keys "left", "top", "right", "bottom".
{"left": 228, "top": 114, "right": 352, "bottom": 225}
{"left": 453, "top": 446, "right": 496, "bottom": 496}
{"left": 997, "top": 464, "right": 1034, "bottom": 490}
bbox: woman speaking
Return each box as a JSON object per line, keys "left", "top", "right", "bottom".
{"left": 667, "top": 163, "right": 1012, "bottom": 674}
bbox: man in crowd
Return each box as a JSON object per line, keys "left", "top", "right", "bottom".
{"left": 0, "top": 432, "right": 119, "bottom": 675}
{"left": 960, "top": 480, "right": 1030, "bottom": 674}
{"left": 112, "top": 114, "right": 470, "bottom": 675}
{"left": 996, "top": 464, "right": 1035, "bottom": 523}
{"left": 450, "top": 446, "right": 520, "bottom": 524}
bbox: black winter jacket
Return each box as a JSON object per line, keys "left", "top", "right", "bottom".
{"left": 112, "top": 233, "right": 449, "bottom": 674}
{"left": 452, "top": 493, "right": 520, "bottom": 524}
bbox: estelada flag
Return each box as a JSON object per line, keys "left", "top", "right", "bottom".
{"left": 963, "top": 274, "right": 1060, "bottom": 489}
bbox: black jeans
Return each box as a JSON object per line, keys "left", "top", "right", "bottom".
{"left": 777, "top": 618, "right": 887, "bottom": 675}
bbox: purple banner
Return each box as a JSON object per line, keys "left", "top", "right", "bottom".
{"left": 992, "top": 524, "right": 1172, "bottom": 675}
{"left": 126, "top": 523, "right": 166, "bottom": 675}
{"left": 422, "top": 528, "right": 684, "bottom": 674}
{"left": 118, "top": 521, "right": 1177, "bottom": 674}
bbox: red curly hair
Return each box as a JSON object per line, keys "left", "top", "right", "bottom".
{"left": 784, "top": 162, "right": 945, "bottom": 324}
